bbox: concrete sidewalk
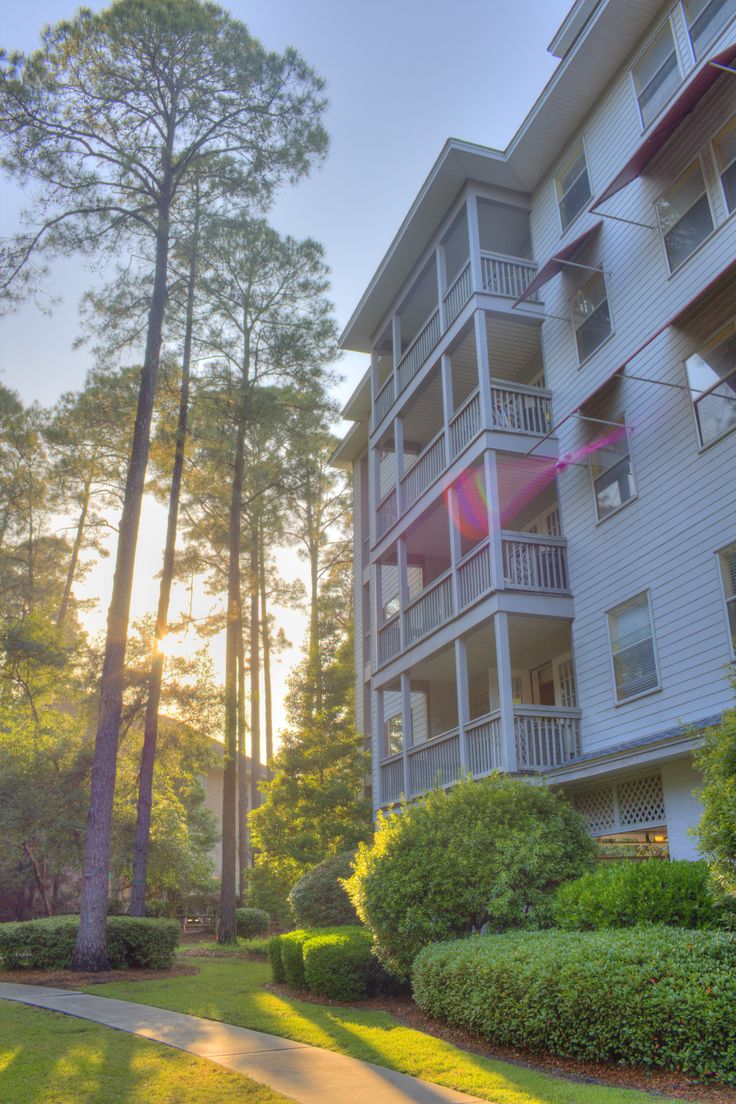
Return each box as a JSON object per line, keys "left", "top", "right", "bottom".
{"left": 0, "top": 982, "right": 485, "bottom": 1104}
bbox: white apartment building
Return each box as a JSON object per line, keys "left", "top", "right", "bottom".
{"left": 333, "top": 0, "right": 736, "bottom": 860}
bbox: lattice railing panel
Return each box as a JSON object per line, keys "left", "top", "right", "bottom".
{"left": 573, "top": 785, "right": 616, "bottom": 834}
{"left": 618, "top": 773, "right": 665, "bottom": 828}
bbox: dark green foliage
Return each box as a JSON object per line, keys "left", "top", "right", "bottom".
{"left": 235, "top": 907, "right": 269, "bottom": 939}
{"left": 412, "top": 928, "right": 736, "bottom": 1083}
{"left": 247, "top": 862, "right": 295, "bottom": 927}
{"left": 345, "top": 775, "right": 595, "bottom": 978}
{"left": 0, "top": 916, "right": 179, "bottom": 970}
{"left": 552, "top": 859, "right": 726, "bottom": 930}
{"left": 268, "top": 934, "right": 286, "bottom": 983}
{"left": 302, "top": 929, "right": 374, "bottom": 1001}
{"left": 289, "top": 851, "right": 359, "bottom": 928}
{"left": 695, "top": 688, "right": 736, "bottom": 894}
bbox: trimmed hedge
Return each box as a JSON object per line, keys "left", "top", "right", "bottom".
{"left": 268, "top": 933, "right": 286, "bottom": 983}
{"left": 235, "top": 907, "right": 269, "bottom": 939}
{"left": 552, "top": 859, "right": 725, "bottom": 930}
{"left": 0, "top": 916, "right": 179, "bottom": 971}
{"left": 303, "top": 929, "right": 374, "bottom": 1001}
{"left": 288, "top": 851, "right": 359, "bottom": 928}
{"left": 412, "top": 928, "right": 736, "bottom": 1083}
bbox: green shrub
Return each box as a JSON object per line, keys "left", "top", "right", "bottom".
{"left": 269, "top": 926, "right": 365, "bottom": 989}
{"left": 235, "top": 907, "right": 269, "bottom": 939}
{"left": 268, "top": 934, "right": 286, "bottom": 982}
{"left": 553, "top": 859, "right": 725, "bottom": 930}
{"left": 302, "top": 928, "right": 374, "bottom": 1001}
{"left": 289, "top": 851, "right": 359, "bottom": 928}
{"left": 413, "top": 927, "right": 736, "bottom": 1083}
{"left": 0, "top": 916, "right": 179, "bottom": 971}
{"left": 695, "top": 691, "right": 736, "bottom": 894}
{"left": 345, "top": 775, "right": 594, "bottom": 977}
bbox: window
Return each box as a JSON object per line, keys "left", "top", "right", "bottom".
{"left": 684, "top": 323, "right": 736, "bottom": 446}
{"left": 719, "top": 543, "right": 736, "bottom": 654}
{"left": 655, "top": 160, "right": 714, "bottom": 271}
{"left": 571, "top": 271, "right": 612, "bottom": 362}
{"left": 683, "top": 0, "right": 736, "bottom": 60}
{"left": 383, "top": 714, "right": 403, "bottom": 757}
{"left": 713, "top": 115, "right": 736, "bottom": 213}
{"left": 591, "top": 422, "right": 636, "bottom": 520}
{"left": 632, "top": 20, "right": 681, "bottom": 127}
{"left": 557, "top": 658, "right": 577, "bottom": 708}
{"left": 608, "top": 592, "right": 660, "bottom": 702}
{"left": 556, "top": 142, "right": 592, "bottom": 230}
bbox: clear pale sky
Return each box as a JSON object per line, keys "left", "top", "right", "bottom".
{"left": 0, "top": 0, "right": 570, "bottom": 744}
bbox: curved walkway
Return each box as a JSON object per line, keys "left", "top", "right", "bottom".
{"left": 0, "top": 982, "right": 484, "bottom": 1104}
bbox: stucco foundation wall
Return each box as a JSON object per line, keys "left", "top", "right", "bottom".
{"left": 661, "top": 757, "right": 704, "bottom": 861}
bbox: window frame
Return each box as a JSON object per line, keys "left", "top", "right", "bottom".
{"left": 555, "top": 138, "right": 593, "bottom": 235}
{"left": 681, "top": 0, "right": 736, "bottom": 62}
{"left": 683, "top": 319, "right": 736, "bottom": 450}
{"left": 570, "top": 269, "right": 614, "bottom": 366}
{"left": 606, "top": 590, "right": 662, "bottom": 705}
{"left": 588, "top": 420, "right": 638, "bottom": 524}
{"left": 712, "top": 114, "right": 736, "bottom": 216}
{"left": 654, "top": 155, "right": 716, "bottom": 274}
{"left": 717, "top": 541, "right": 736, "bottom": 659}
{"left": 383, "top": 712, "right": 404, "bottom": 758}
{"left": 630, "top": 14, "right": 683, "bottom": 131}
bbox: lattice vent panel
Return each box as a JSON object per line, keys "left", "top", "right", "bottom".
{"left": 618, "top": 773, "right": 665, "bottom": 828}
{"left": 574, "top": 785, "right": 616, "bottom": 834}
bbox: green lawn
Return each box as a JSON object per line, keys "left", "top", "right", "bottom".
{"left": 85, "top": 956, "right": 682, "bottom": 1104}
{"left": 0, "top": 999, "right": 294, "bottom": 1104}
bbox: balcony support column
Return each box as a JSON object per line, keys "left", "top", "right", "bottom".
{"left": 397, "top": 538, "right": 409, "bottom": 654}
{"left": 435, "top": 244, "right": 447, "bottom": 332}
{"left": 454, "top": 637, "right": 470, "bottom": 776}
{"left": 474, "top": 308, "right": 493, "bottom": 430}
{"left": 494, "top": 612, "right": 518, "bottom": 772}
{"left": 440, "top": 354, "right": 454, "bottom": 465}
{"left": 400, "top": 673, "right": 413, "bottom": 797}
{"left": 370, "top": 350, "right": 379, "bottom": 433}
{"left": 373, "top": 687, "right": 385, "bottom": 801}
{"left": 394, "top": 415, "right": 404, "bottom": 511}
{"left": 391, "top": 315, "right": 401, "bottom": 395}
{"left": 483, "top": 449, "right": 504, "bottom": 592}
{"left": 466, "top": 192, "right": 483, "bottom": 295}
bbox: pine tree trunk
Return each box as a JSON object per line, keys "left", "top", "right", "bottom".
{"left": 237, "top": 614, "right": 248, "bottom": 900}
{"left": 248, "top": 523, "right": 261, "bottom": 815}
{"left": 129, "top": 242, "right": 196, "bottom": 918}
{"left": 307, "top": 504, "right": 322, "bottom": 717}
{"left": 259, "top": 533, "right": 274, "bottom": 765}
{"left": 57, "top": 477, "right": 92, "bottom": 630}
{"left": 72, "top": 188, "right": 172, "bottom": 972}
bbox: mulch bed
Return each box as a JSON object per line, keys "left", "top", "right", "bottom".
{"left": 265, "top": 981, "right": 736, "bottom": 1104}
{"left": 0, "top": 964, "right": 199, "bottom": 988}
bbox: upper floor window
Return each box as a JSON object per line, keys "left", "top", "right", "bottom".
{"left": 591, "top": 422, "right": 636, "bottom": 520}
{"left": 383, "top": 713, "right": 403, "bottom": 757}
{"left": 632, "top": 20, "right": 681, "bottom": 127}
{"left": 684, "top": 322, "right": 736, "bottom": 446}
{"left": 556, "top": 142, "right": 592, "bottom": 231}
{"left": 683, "top": 0, "right": 736, "bottom": 60}
{"left": 719, "top": 542, "right": 736, "bottom": 655}
{"left": 655, "top": 160, "right": 714, "bottom": 271}
{"left": 713, "top": 115, "right": 736, "bottom": 213}
{"left": 571, "top": 271, "right": 612, "bottom": 362}
{"left": 608, "top": 592, "right": 660, "bottom": 702}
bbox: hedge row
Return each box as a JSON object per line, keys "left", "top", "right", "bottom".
{"left": 0, "top": 916, "right": 179, "bottom": 971}
{"left": 235, "top": 907, "right": 269, "bottom": 939}
{"left": 269, "top": 926, "right": 393, "bottom": 1001}
{"left": 412, "top": 927, "right": 736, "bottom": 1083}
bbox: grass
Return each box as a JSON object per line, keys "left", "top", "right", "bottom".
{"left": 180, "top": 936, "right": 270, "bottom": 957}
{"left": 84, "top": 955, "right": 682, "bottom": 1104}
{"left": 0, "top": 999, "right": 294, "bottom": 1104}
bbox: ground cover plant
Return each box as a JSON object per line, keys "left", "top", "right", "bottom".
{"left": 345, "top": 775, "right": 595, "bottom": 976}
{"left": 0, "top": 999, "right": 294, "bottom": 1104}
{"left": 0, "top": 916, "right": 179, "bottom": 970}
{"left": 288, "top": 850, "right": 359, "bottom": 927}
{"left": 412, "top": 927, "right": 736, "bottom": 1083}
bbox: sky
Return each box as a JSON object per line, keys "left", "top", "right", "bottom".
{"left": 0, "top": 0, "right": 570, "bottom": 745}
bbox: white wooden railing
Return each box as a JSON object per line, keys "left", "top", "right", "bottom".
{"left": 449, "top": 387, "right": 481, "bottom": 458}
{"left": 481, "top": 252, "right": 540, "bottom": 301}
{"left": 408, "top": 727, "right": 462, "bottom": 796}
{"left": 502, "top": 532, "right": 569, "bottom": 592}
{"left": 457, "top": 539, "right": 492, "bottom": 608}
{"left": 514, "top": 706, "right": 582, "bottom": 769}
{"left": 466, "top": 711, "right": 503, "bottom": 776}
{"left": 380, "top": 753, "right": 404, "bottom": 805}
{"left": 376, "top": 487, "right": 397, "bottom": 538}
{"left": 443, "top": 260, "right": 472, "bottom": 327}
{"left": 490, "top": 382, "right": 552, "bottom": 435}
{"left": 397, "top": 309, "right": 441, "bottom": 394}
{"left": 405, "top": 571, "right": 454, "bottom": 647}
{"left": 400, "top": 429, "right": 445, "bottom": 511}
{"left": 377, "top": 614, "right": 400, "bottom": 665}
{"left": 374, "top": 374, "right": 394, "bottom": 425}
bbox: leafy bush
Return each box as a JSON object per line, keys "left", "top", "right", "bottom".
{"left": 268, "top": 934, "right": 286, "bottom": 983}
{"left": 289, "top": 851, "right": 359, "bottom": 928}
{"left": 695, "top": 690, "right": 736, "bottom": 894}
{"left": 235, "top": 907, "right": 269, "bottom": 939}
{"left": 246, "top": 861, "right": 294, "bottom": 926}
{"left": 552, "top": 859, "right": 726, "bottom": 930}
{"left": 0, "top": 915, "right": 179, "bottom": 970}
{"left": 302, "top": 928, "right": 374, "bottom": 1001}
{"left": 413, "top": 927, "right": 736, "bottom": 1082}
{"left": 345, "top": 775, "right": 594, "bottom": 977}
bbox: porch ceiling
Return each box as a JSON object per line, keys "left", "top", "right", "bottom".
{"left": 508, "top": 615, "right": 572, "bottom": 670}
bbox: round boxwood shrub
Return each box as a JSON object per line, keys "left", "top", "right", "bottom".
{"left": 412, "top": 927, "right": 736, "bottom": 1083}
{"left": 289, "top": 851, "right": 359, "bottom": 928}
{"left": 235, "top": 907, "right": 269, "bottom": 939}
{"left": 302, "top": 928, "right": 374, "bottom": 1001}
{"left": 552, "top": 858, "right": 726, "bottom": 930}
{"left": 344, "top": 775, "right": 595, "bottom": 977}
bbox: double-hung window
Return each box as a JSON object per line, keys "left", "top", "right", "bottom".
{"left": 684, "top": 323, "right": 736, "bottom": 446}
{"left": 683, "top": 0, "right": 736, "bottom": 60}
{"left": 632, "top": 21, "right": 681, "bottom": 127}
{"left": 608, "top": 592, "right": 660, "bottom": 702}
{"left": 719, "top": 543, "right": 736, "bottom": 654}
{"left": 383, "top": 713, "right": 403, "bottom": 757}
{"left": 556, "top": 142, "right": 592, "bottom": 231}
{"left": 655, "top": 160, "right": 714, "bottom": 271}
{"left": 571, "top": 271, "right": 612, "bottom": 362}
{"left": 713, "top": 115, "right": 736, "bottom": 214}
{"left": 591, "top": 422, "right": 636, "bottom": 520}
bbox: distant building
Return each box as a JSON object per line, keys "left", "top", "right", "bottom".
{"left": 201, "top": 741, "right": 250, "bottom": 878}
{"left": 333, "top": 0, "right": 736, "bottom": 859}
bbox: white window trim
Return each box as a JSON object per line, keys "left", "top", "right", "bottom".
{"left": 606, "top": 589, "right": 662, "bottom": 705}
{"left": 717, "top": 543, "right": 736, "bottom": 660}
{"left": 680, "top": 0, "right": 736, "bottom": 65}
{"left": 655, "top": 153, "right": 716, "bottom": 275}
{"left": 571, "top": 270, "right": 615, "bottom": 367}
{"left": 682, "top": 319, "right": 736, "bottom": 451}
{"left": 629, "top": 12, "right": 685, "bottom": 133}
{"left": 555, "top": 136, "right": 593, "bottom": 237}
{"left": 588, "top": 422, "right": 638, "bottom": 524}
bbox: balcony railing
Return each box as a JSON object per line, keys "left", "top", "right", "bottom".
{"left": 502, "top": 533, "right": 569, "bottom": 592}
{"left": 400, "top": 429, "right": 446, "bottom": 512}
{"left": 449, "top": 387, "right": 481, "bottom": 458}
{"left": 457, "top": 539, "right": 492, "bottom": 608}
{"left": 481, "top": 252, "right": 540, "bottom": 301}
{"left": 443, "top": 260, "right": 472, "bottom": 327}
{"left": 377, "top": 613, "right": 400, "bottom": 665}
{"left": 408, "top": 727, "right": 462, "bottom": 797}
{"left": 490, "top": 382, "right": 552, "bottom": 434}
{"left": 396, "top": 309, "right": 441, "bottom": 395}
{"left": 380, "top": 753, "right": 404, "bottom": 805}
{"left": 405, "top": 570, "right": 454, "bottom": 648}
{"left": 374, "top": 375, "right": 394, "bottom": 425}
{"left": 376, "top": 487, "right": 398, "bottom": 539}
{"left": 466, "top": 711, "right": 503, "bottom": 776}
{"left": 515, "top": 706, "right": 582, "bottom": 769}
